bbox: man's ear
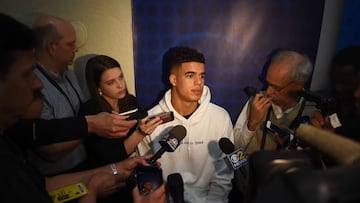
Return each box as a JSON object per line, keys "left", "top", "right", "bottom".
{"left": 46, "top": 39, "right": 57, "bottom": 56}
{"left": 169, "top": 74, "right": 176, "bottom": 86}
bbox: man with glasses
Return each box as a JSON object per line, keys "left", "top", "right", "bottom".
{"left": 233, "top": 50, "right": 314, "bottom": 154}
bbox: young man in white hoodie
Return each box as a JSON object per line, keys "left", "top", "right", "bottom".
{"left": 137, "top": 46, "right": 234, "bottom": 203}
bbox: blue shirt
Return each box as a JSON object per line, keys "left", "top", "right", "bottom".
{"left": 28, "top": 64, "right": 87, "bottom": 176}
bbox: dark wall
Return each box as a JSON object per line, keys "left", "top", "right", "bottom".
{"left": 132, "top": 0, "right": 324, "bottom": 123}
{"left": 337, "top": 0, "right": 360, "bottom": 50}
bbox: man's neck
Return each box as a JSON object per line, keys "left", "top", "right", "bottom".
{"left": 171, "top": 96, "right": 199, "bottom": 116}
{"left": 38, "top": 56, "right": 64, "bottom": 74}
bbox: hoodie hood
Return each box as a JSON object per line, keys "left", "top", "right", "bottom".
{"left": 157, "top": 85, "right": 211, "bottom": 124}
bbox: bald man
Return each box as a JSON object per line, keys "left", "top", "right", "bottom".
{"left": 30, "top": 15, "right": 87, "bottom": 176}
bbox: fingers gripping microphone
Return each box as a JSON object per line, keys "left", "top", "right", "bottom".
{"left": 167, "top": 173, "right": 185, "bottom": 203}
{"left": 148, "top": 125, "right": 187, "bottom": 165}
{"left": 265, "top": 121, "right": 295, "bottom": 140}
{"left": 218, "top": 137, "right": 248, "bottom": 170}
{"left": 298, "top": 90, "right": 341, "bottom": 128}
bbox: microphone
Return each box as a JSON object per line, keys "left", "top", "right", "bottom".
{"left": 296, "top": 124, "right": 360, "bottom": 165}
{"left": 148, "top": 125, "right": 187, "bottom": 165}
{"left": 297, "top": 90, "right": 337, "bottom": 114}
{"left": 298, "top": 89, "right": 341, "bottom": 128}
{"left": 244, "top": 86, "right": 260, "bottom": 97}
{"left": 265, "top": 121, "right": 294, "bottom": 141}
{"left": 297, "top": 89, "right": 330, "bottom": 104}
{"left": 167, "top": 173, "right": 185, "bottom": 203}
{"left": 218, "top": 137, "right": 248, "bottom": 170}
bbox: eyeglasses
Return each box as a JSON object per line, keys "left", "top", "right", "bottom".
{"left": 266, "top": 81, "right": 294, "bottom": 92}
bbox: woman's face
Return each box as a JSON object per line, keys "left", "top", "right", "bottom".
{"left": 98, "top": 67, "right": 127, "bottom": 101}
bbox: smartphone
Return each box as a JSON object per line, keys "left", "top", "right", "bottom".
{"left": 125, "top": 111, "right": 148, "bottom": 121}
{"left": 147, "top": 111, "right": 174, "bottom": 124}
{"left": 136, "top": 166, "right": 163, "bottom": 196}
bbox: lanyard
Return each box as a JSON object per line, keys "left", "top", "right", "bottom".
{"left": 36, "top": 65, "right": 82, "bottom": 115}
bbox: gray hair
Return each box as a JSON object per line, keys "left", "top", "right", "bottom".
{"left": 271, "top": 50, "right": 313, "bottom": 82}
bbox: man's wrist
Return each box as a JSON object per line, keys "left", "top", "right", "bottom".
{"left": 84, "top": 115, "right": 95, "bottom": 134}
{"left": 247, "top": 121, "right": 257, "bottom": 131}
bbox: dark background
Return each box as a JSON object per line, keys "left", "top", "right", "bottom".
{"left": 132, "top": 0, "right": 359, "bottom": 123}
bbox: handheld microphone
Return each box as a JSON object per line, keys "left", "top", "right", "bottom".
{"left": 265, "top": 121, "right": 294, "bottom": 141}
{"left": 244, "top": 86, "right": 260, "bottom": 97}
{"left": 297, "top": 90, "right": 341, "bottom": 128}
{"left": 297, "top": 90, "right": 331, "bottom": 104}
{"left": 148, "top": 125, "right": 187, "bottom": 165}
{"left": 297, "top": 90, "right": 337, "bottom": 114}
{"left": 167, "top": 173, "right": 185, "bottom": 203}
{"left": 218, "top": 137, "right": 248, "bottom": 170}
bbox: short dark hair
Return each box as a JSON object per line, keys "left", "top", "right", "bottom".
{"left": 161, "top": 46, "right": 205, "bottom": 87}
{"left": 0, "top": 13, "right": 35, "bottom": 79}
{"left": 163, "top": 46, "right": 205, "bottom": 72}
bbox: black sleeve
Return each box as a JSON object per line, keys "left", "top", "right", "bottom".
{"left": 5, "top": 117, "right": 88, "bottom": 148}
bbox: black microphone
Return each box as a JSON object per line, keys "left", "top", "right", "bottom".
{"left": 244, "top": 86, "right": 260, "bottom": 97}
{"left": 265, "top": 121, "right": 294, "bottom": 140}
{"left": 219, "top": 137, "right": 235, "bottom": 154}
{"left": 297, "top": 90, "right": 337, "bottom": 115}
{"left": 218, "top": 137, "right": 248, "bottom": 170}
{"left": 148, "top": 125, "right": 187, "bottom": 165}
{"left": 167, "top": 173, "right": 185, "bottom": 203}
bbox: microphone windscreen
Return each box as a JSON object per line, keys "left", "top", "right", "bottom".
{"left": 171, "top": 125, "right": 187, "bottom": 141}
{"left": 167, "top": 173, "right": 184, "bottom": 190}
{"left": 296, "top": 124, "right": 360, "bottom": 165}
{"left": 244, "top": 86, "right": 259, "bottom": 97}
{"left": 219, "top": 137, "right": 235, "bottom": 155}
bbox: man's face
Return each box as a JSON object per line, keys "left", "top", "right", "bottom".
{"left": 53, "top": 24, "right": 78, "bottom": 68}
{"left": 170, "top": 62, "right": 205, "bottom": 103}
{"left": 265, "top": 62, "right": 303, "bottom": 110}
{"left": 0, "top": 50, "right": 43, "bottom": 129}
{"left": 331, "top": 64, "right": 358, "bottom": 103}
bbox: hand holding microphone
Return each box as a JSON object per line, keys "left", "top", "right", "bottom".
{"left": 298, "top": 89, "right": 341, "bottom": 129}
{"left": 244, "top": 86, "right": 272, "bottom": 131}
{"left": 147, "top": 125, "right": 187, "bottom": 165}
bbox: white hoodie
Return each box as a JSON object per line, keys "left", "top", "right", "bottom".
{"left": 137, "top": 86, "right": 234, "bottom": 203}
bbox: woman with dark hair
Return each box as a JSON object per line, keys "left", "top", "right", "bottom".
{"left": 79, "top": 55, "right": 161, "bottom": 168}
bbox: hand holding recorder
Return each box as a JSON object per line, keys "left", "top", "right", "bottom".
{"left": 244, "top": 86, "right": 272, "bottom": 131}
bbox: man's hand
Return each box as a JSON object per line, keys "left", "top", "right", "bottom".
{"left": 78, "top": 172, "right": 117, "bottom": 203}
{"left": 132, "top": 184, "right": 167, "bottom": 203}
{"left": 247, "top": 93, "right": 272, "bottom": 131}
{"left": 137, "top": 116, "right": 162, "bottom": 136}
{"left": 85, "top": 112, "right": 137, "bottom": 138}
{"left": 309, "top": 111, "right": 336, "bottom": 132}
{"left": 114, "top": 155, "right": 155, "bottom": 181}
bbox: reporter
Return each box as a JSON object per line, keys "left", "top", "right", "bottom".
{"left": 309, "top": 45, "right": 360, "bottom": 142}
{"left": 0, "top": 13, "right": 167, "bottom": 203}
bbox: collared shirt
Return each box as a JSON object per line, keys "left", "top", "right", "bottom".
{"left": 29, "top": 64, "right": 86, "bottom": 176}
{"left": 234, "top": 98, "right": 305, "bottom": 149}
{"left": 35, "top": 64, "right": 84, "bottom": 118}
